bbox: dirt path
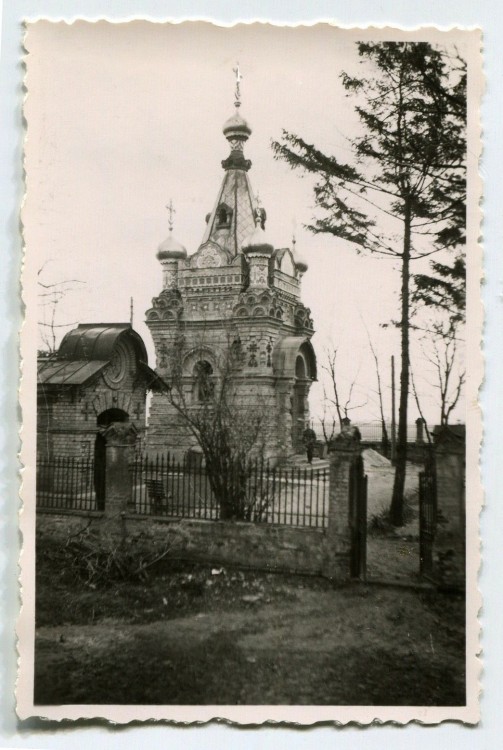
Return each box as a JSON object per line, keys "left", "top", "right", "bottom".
{"left": 35, "top": 578, "right": 465, "bottom": 707}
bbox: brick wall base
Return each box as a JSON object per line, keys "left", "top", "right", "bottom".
{"left": 37, "top": 510, "right": 332, "bottom": 578}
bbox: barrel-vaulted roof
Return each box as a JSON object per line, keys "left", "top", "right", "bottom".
{"left": 37, "top": 324, "right": 157, "bottom": 388}
{"left": 57, "top": 323, "right": 148, "bottom": 363}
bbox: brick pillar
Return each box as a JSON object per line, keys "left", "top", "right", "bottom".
{"left": 324, "top": 428, "right": 361, "bottom": 580}
{"left": 434, "top": 426, "right": 466, "bottom": 585}
{"left": 102, "top": 422, "right": 137, "bottom": 533}
{"left": 435, "top": 428, "right": 465, "bottom": 539}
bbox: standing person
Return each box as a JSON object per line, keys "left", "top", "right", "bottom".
{"left": 302, "top": 422, "right": 317, "bottom": 464}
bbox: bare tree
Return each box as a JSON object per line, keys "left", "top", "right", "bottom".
{"left": 38, "top": 262, "right": 85, "bottom": 354}
{"left": 319, "top": 346, "right": 367, "bottom": 441}
{"left": 422, "top": 322, "right": 465, "bottom": 428}
{"left": 319, "top": 384, "right": 338, "bottom": 445}
{"left": 159, "top": 324, "right": 270, "bottom": 521}
{"left": 361, "top": 320, "right": 391, "bottom": 457}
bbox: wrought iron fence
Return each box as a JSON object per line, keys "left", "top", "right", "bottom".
{"left": 37, "top": 456, "right": 97, "bottom": 511}
{"left": 36, "top": 453, "right": 330, "bottom": 527}
{"left": 130, "top": 454, "right": 329, "bottom": 528}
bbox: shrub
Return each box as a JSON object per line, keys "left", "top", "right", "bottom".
{"left": 37, "top": 523, "right": 186, "bottom": 588}
{"left": 368, "top": 497, "right": 416, "bottom": 535}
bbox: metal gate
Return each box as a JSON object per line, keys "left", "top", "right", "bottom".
{"left": 419, "top": 467, "right": 437, "bottom": 578}
{"left": 349, "top": 455, "right": 367, "bottom": 580}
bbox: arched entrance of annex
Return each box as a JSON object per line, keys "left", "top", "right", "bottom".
{"left": 94, "top": 408, "right": 129, "bottom": 509}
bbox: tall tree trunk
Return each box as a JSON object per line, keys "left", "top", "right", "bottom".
{"left": 390, "top": 199, "right": 411, "bottom": 526}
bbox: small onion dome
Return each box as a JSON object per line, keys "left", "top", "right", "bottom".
{"left": 156, "top": 232, "right": 187, "bottom": 261}
{"left": 223, "top": 107, "right": 252, "bottom": 139}
{"left": 242, "top": 222, "right": 274, "bottom": 256}
{"left": 294, "top": 253, "right": 308, "bottom": 273}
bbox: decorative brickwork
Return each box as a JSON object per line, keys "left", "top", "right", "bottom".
{"left": 146, "top": 102, "right": 317, "bottom": 462}
{"left": 37, "top": 325, "right": 155, "bottom": 462}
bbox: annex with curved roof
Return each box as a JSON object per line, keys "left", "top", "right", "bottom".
{"left": 37, "top": 324, "right": 160, "bottom": 389}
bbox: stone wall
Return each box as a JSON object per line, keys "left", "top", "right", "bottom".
{"left": 37, "top": 511, "right": 326, "bottom": 577}
{"left": 36, "top": 430, "right": 366, "bottom": 581}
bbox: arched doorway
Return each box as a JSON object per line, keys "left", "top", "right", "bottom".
{"left": 292, "top": 355, "right": 309, "bottom": 451}
{"left": 94, "top": 408, "right": 129, "bottom": 510}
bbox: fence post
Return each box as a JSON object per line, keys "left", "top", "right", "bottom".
{"left": 434, "top": 426, "right": 466, "bottom": 586}
{"left": 102, "top": 422, "right": 138, "bottom": 535}
{"left": 324, "top": 426, "right": 362, "bottom": 581}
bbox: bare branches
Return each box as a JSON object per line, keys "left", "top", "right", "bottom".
{"left": 37, "top": 266, "right": 86, "bottom": 353}
{"left": 320, "top": 345, "right": 366, "bottom": 436}
{"left": 159, "top": 321, "right": 270, "bottom": 520}
{"left": 423, "top": 326, "right": 465, "bottom": 427}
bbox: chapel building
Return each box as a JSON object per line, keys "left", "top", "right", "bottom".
{"left": 145, "top": 87, "right": 317, "bottom": 462}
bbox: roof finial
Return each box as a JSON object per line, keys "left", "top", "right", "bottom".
{"left": 233, "top": 62, "right": 243, "bottom": 108}
{"left": 165, "top": 199, "right": 176, "bottom": 232}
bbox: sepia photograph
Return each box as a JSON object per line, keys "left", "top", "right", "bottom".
{"left": 18, "top": 21, "right": 482, "bottom": 724}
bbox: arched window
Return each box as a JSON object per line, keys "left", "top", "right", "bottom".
{"left": 193, "top": 360, "right": 214, "bottom": 403}
{"left": 216, "top": 204, "right": 232, "bottom": 228}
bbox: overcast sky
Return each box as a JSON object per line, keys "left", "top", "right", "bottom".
{"left": 24, "top": 21, "right": 468, "bottom": 426}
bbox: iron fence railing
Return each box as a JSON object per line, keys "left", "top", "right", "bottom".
{"left": 36, "top": 453, "right": 330, "bottom": 527}
{"left": 36, "top": 456, "right": 97, "bottom": 511}
{"left": 130, "top": 454, "right": 329, "bottom": 528}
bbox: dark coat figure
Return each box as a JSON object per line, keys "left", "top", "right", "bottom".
{"left": 302, "top": 426, "right": 317, "bottom": 464}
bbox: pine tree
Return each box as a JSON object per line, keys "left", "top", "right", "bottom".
{"left": 272, "top": 42, "right": 466, "bottom": 525}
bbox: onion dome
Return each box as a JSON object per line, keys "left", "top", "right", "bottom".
{"left": 294, "top": 253, "right": 308, "bottom": 273}
{"left": 242, "top": 219, "right": 274, "bottom": 256}
{"left": 223, "top": 106, "right": 252, "bottom": 140}
{"left": 292, "top": 236, "right": 308, "bottom": 272}
{"left": 157, "top": 200, "right": 187, "bottom": 261}
{"left": 156, "top": 232, "right": 187, "bottom": 261}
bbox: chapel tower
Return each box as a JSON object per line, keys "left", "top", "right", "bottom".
{"left": 145, "top": 70, "right": 317, "bottom": 461}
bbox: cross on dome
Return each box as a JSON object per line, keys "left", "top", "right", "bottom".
{"left": 157, "top": 198, "right": 187, "bottom": 262}
{"left": 165, "top": 199, "right": 176, "bottom": 232}
{"left": 233, "top": 63, "right": 243, "bottom": 107}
